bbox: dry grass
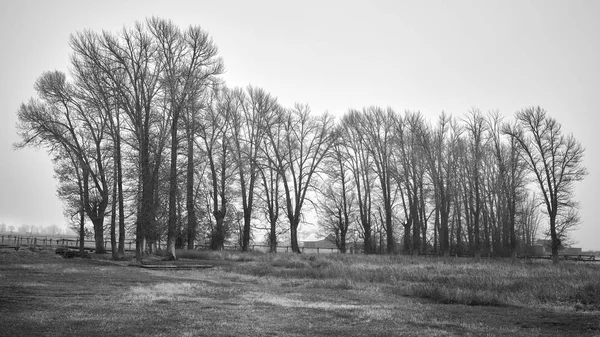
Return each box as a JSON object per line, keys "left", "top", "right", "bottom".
{"left": 203, "top": 252, "right": 600, "bottom": 311}
{"left": 1, "top": 248, "right": 599, "bottom": 336}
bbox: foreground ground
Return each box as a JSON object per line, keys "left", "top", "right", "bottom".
{"left": 1, "top": 248, "right": 599, "bottom": 336}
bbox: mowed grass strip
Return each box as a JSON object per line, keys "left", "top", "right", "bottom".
{"left": 1, "top": 248, "right": 599, "bottom": 336}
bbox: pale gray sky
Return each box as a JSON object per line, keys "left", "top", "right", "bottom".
{"left": 1, "top": 0, "right": 598, "bottom": 249}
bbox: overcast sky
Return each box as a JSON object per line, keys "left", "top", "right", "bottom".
{"left": 1, "top": 0, "right": 598, "bottom": 249}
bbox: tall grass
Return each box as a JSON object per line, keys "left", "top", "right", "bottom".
{"left": 180, "top": 250, "right": 600, "bottom": 310}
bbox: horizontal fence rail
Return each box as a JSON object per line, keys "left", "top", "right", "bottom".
{"left": 0, "top": 235, "right": 136, "bottom": 252}
{"left": 192, "top": 244, "right": 362, "bottom": 254}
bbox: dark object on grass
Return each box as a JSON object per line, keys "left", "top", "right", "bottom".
{"left": 130, "top": 264, "right": 213, "bottom": 269}
{"left": 54, "top": 247, "right": 90, "bottom": 258}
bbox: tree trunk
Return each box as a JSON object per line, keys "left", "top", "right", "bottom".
{"left": 509, "top": 197, "right": 517, "bottom": 262}
{"left": 242, "top": 211, "right": 251, "bottom": 252}
{"left": 403, "top": 222, "right": 411, "bottom": 254}
{"left": 385, "top": 205, "right": 395, "bottom": 254}
{"left": 137, "top": 128, "right": 152, "bottom": 261}
{"left": 340, "top": 225, "right": 347, "bottom": 253}
{"left": 186, "top": 127, "right": 196, "bottom": 250}
{"left": 550, "top": 213, "right": 559, "bottom": 264}
{"left": 79, "top": 207, "right": 85, "bottom": 256}
{"left": 110, "top": 169, "right": 118, "bottom": 260}
{"left": 269, "top": 214, "right": 278, "bottom": 253}
{"left": 211, "top": 211, "right": 226, "bottom": 250}
{"left": 290, "top": 216, "right": 301, "bottom": 253}
{"left": 411, "top": 203, "right": 420, "bottom": 255}
{"left": 166, "top": 104, "right": 180, "bottom": 260}
{"left": 91, "top": 218, "right": 105, "bottom": 254}
{"left": 362, "top": 217, "right": 372, "bottom": 254}
{"left": 455, "top": 202, "right": 462, "bottom": 256}
{"left": 116, "top": 118, "right": 125, "bottom": 256}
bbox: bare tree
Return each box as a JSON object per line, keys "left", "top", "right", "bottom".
{"left": 503, "top": 107, "right": 587, "bottom": 263}
{"left": 231, "top": 86, "right": 279, "bottom": 251}
{"left": 69, "top": 22, "right": 162, "bottom": 259}
{"left": 199, "top": 87, "right": 238, "bottom": 250}
{"left": 416, "top": 112, "right": 461, "bottom": 256}
{"left": 265, "top": 104, "right": 334, "bottom": 253}
{"left": 256, "top": 107, "right": 286, "bottom": 252}
{"left": 341, "top": 111, "right": 375, "bottom": 253}
{"left": 317, "top": 128, "right": 355, "bottom": 253}
{"left": 360, "top": 107, "right": 397, "bottom": 253}
{"left": 148, "top": 18, "right": 224, "bottom": 260}
{"left": 70, "top": 37, "right": 126, "bottom": 258}
{"left": 486, "top": 111, "right": 527, "bottom": 259}
{"left": 16, "top": 71, "right": 110, "bottom": 254}
{"left": 462, "top": 108, "right": 487, "bottom": 258}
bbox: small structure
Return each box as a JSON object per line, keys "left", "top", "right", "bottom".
{"left": 301, "top": 234, "right": 338, "bottom": 253}
{"left": 530, "top": 239, "right": 582, "bottom": 256}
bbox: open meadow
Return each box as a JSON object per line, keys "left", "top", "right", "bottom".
{"left": 1, "top": 248, "right": 599, "bottom": 336}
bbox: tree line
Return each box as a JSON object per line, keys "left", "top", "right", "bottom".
{"left": 15, "top": 18, "right": 587, "bottom": 263}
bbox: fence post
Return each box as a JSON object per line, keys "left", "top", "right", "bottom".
{"left": 34, "top": 238, "right": 37, "bottom": 246}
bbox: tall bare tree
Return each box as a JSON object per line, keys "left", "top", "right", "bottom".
{"left": 341, "top": 111, "right": 375, "bottom": 253}
{"left": 462, "top": 108, "right": 487, "bottom": 258}
{"left": 16, "top": 71, "right": 110, "bottom": 254}
{"left": 503, "top": 107, "right": 587, "bottom": 263}
{"left": 257, "top": 105, "right": 286, "bottom": 252}
{"left": 265, "top": 105, "right": 334, "bottom": 253}
{"left": 69, "top": 22, "right": 162, "bottom": 259}
{"left": 199, "top": 87, "right": 238, "bottom": 250}
{"left": 317, "top": 127, "right": 355, "bottom": 253}
{"left": 360, "top": 107, "right": 397, "bottom": 253}
{"left": 148, "top": 18, "right": 223, "bottom": 259}
{"left": 231, "top": 86, "right": 278, "bottom": 251}
{"left": 486, "top": 111, "right": 527, "bottom": 259}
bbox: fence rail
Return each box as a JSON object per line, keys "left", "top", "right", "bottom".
{"left": 523, "top": 254, "right": 597, "bottom": 262}
{"left": 0, "top": 236, "right": 352, "bottom": 254}
{"left": 193, "top": 244, "right": 360, "bottom": 254}
{"left": 0, "top": 235, "right": 137, "bottom": 252}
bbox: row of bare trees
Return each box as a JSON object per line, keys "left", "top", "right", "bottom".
{"left": 317, "top": 106, "right": 586, "bottom": 263}
{"left": 15, "top": 19, "right": 587, "bottom": 263}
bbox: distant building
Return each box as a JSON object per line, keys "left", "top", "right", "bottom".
{"left": 301, "top": 234, "right": 338, "bottom": 253}
{"left": 530, "top": 239, "right": 582, "bottom": 255}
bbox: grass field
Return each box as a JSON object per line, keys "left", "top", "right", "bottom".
{"left": 1, "top": 248, "right": 599, "bottom": 336}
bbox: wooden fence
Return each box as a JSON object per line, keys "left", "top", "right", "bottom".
{"left": 193, "top": 244, "right": 361, "bottom": 254}
{"left": 1, "top": 235, "right": 368, "bottom": 255}
{"left": 0, "top": 235, "right": 136, "bottom": 252}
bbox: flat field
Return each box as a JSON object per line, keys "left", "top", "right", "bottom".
{"left": 1, "top": 248, "right": 599, "bottom": 336}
